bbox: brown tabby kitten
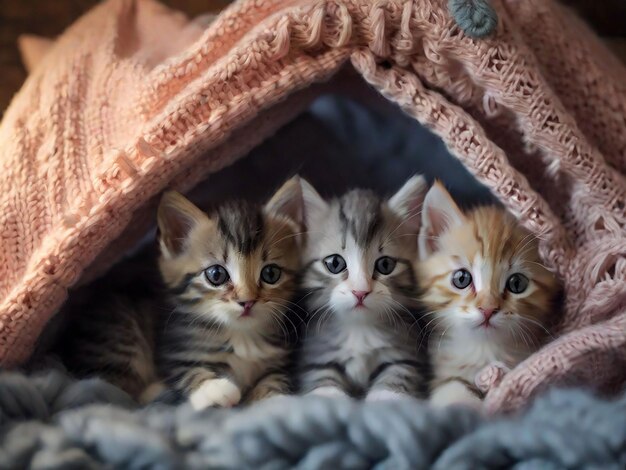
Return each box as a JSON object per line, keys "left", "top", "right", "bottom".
{"left": 58, "top": 178, "right": 304, "bottom": 409}
{"left": 416, "top": 182, "right": 560, "bottom": 408}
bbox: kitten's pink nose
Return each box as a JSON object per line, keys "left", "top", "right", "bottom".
{"left": 479, "top": 307, "right": 499, "bottom": 321}
{"left": 238, "top": 300, "right": 256, "bottom": 316}
{"left": 352, "top": 290, "right": 370, "bottom": 306}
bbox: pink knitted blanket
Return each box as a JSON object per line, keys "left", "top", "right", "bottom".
{"left": 1, "top": 0, "right": 625, "bottom": 413}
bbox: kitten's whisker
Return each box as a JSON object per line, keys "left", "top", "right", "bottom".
{"left": 421, "top": 315, "right": 443, "bottom": 332}
{"left": 511, "top": 324, "right": 532, "bottom": 350}
{"left": 317, "top": 307, "right": 334, "bottom": 336}
{"left": 380, "top": 305, "right": 394, "bottom": 330}
{"left": 299, "top": 291, "right": 316, "bottom": 300}
{"left": 388, "top": 292, "right": 421, "bottom": 308}
{"left": 388, "top": 298, "right": 414, "bottom": 317}
{"left": 272, "top": 303, "right": 306, "bottom": 327}
{"left": 417, "top": 317, "right": 445, "bottom": 351}
{"left": 408, "top": 318, "right": 424, "bottom": 338}
{"left": 507, "top": 323, "right": 520, "bottom": 346}
{"left": 523, "top": 260, "right": 552, "bottom": 272}
{"left": 515, "top": 232, "right": 547, "bottom": 257}
{"left": 512, "top": 232, "right": 536, "bottom": 253}
{"left": 295, "top": 290, "right": 317, "bottom": 310}
{"left": 281, "top": 310, "right": 300, "bottom": 341}
{"left": 437, "top": 325, "right": 451, "bottom": 352}
{"left": 381, "top": 209, "right": 423, "bottom": 248}
{"left": 268, "top": 306, "right": 295, "bottom": 342}
{"left": 163, "top": 307, "right": 178, "bottom": 329}
{"left": 418, "top": 311, "right": 440, "bottom": 319}
{"left": 274, "top": 299, "right": 308, "bottom": 319}
{"left": 266, "top": 230, "right": 308, "bottom": 250}
{"left": 307, "top": 302, "right": 330, "bottom": 325}
{"left": 306, "top": 302, "right": 333, "bottom": 336}
{"left": 268, "top": 310, "right": 289, "bottom": 340}
{"left": 513, "top": 324, "right": 528, "bottom": 348}
{"left": 382, "top": 305, "right": 399, "bottom": 331}
{"left": 383, "top": 233, "right": 421, "bottom": 241}
{"left": 509, "top": 323, "right": 529, "bottom": 349}
{"left": 513, "top": 318, "right": 542, "bottom": 348}
{"left": 518, "top": 316, "right": 554, "bottom": 339}
{"left": 516, "top": 320, "right": 541, "bottom": 346}
{"left": 388, "top": 301, "right": 419, "bottom": 335}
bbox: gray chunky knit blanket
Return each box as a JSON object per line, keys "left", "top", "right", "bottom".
{"left": 1, "top": 369, "right": 625, "bottom": 469}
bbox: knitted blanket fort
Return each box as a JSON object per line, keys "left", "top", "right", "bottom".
{"left": 0, "top": 0, "right": 625, "bottom": 461}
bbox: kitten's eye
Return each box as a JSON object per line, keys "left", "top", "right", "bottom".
{"left": 375, "top": 256, "right": 397, "bottom": 275}
{"left": 506, "top": 273, "right": 529, "bottom": 294}
{"left": 261, "top": 264, "right": 282, "bottom": 284}
{"left": 205, "top": 265, "right": 229, "bottom": 286}
{"left": 323, "top": 254, "right": 347, "bottom": 274}
{"left": 452, "top": 269, "right": 472, "bottom": 289}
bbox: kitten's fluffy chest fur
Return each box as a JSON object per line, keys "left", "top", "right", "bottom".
{"left": 431, "top": 327, "right": 531, "bottom": 383}
{"left": 221, "top": 328, "right": 287, "bottom": 383}
{"left": 162, "top": 311, "right": 288, "bottom": 390}
{"left": 228, "top": 329, "right": 284, "bottom": 361}
{"left": 311, "top": 317, "right": 412, "bottom": 386}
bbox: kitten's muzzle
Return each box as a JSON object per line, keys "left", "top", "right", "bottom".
{"left": 237, "top": 300, "right": 257, "bottom": 317}
{"left": 478, "top": 306, "right": 499, "bottom": 326}
{"left": 352, "top": 290, "right": 370, "bottom": 307}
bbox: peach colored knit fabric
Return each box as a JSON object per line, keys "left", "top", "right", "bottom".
{"left": 0, "top": 0, "right": 624, "bottom": 413}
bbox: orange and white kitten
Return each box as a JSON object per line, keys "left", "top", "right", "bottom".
{"left": 417, "top": 182, "right": 559, "bottom": 408}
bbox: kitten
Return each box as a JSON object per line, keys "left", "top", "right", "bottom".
{"left": 55, "top": 245, "right": 163, "bottom": 401}
{"left": 297, "top": 176, "right": 428, "bottom": 401}
{"left": 417, "top": 182, "right": 559, "bottom": 408}
{"left": 156, "top": 179, "right": 304, "bottom": 409}
{"left": 58, "top": 177, "right": 304, "bottom": 409}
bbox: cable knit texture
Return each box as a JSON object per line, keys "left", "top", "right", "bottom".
{"left": 0, "top": 0, "right": 625, "bottom": 415}
{"left": 0, "top": 369, "right": 626, "bottom": 468}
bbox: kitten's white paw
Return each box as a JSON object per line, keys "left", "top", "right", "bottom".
{"left": 307, "top": 386, "right": 348, "bottom": 398}
{"left": 430, "top": 381, "right": 483, "bottom": 410}
{"left": 189, "top": 378, "right": 241, "bottom": 410}
{"left": 366, "top": 389, "right": 408, "bottom": 402}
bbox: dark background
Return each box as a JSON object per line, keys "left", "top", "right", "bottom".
{"left": 1, "top": 0, "right": 625, "bottom": 114}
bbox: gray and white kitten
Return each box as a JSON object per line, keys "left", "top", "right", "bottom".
{"left": 58, "top": 177, "right": 304, "bottom": 409}
{"left": 297, "top": 176, "right": 428, "bottom": 401}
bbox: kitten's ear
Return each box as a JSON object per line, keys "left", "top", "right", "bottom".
{"left": 388, "top": 175, "right": 427, "bottom": 233}
{"left": 418, "top": 181, "right": 465, "bottom": 259}
{"left": 157, "top": 191, "right": 208, "bottom": 258}
{"left": 264, "top": 176, "right": 304, "bottom": 227}
{"left": 300, "top": 178, "right": 328, "bottom": 229}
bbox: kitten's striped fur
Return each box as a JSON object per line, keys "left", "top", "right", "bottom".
{"left": 297, "top": 176, "right": 428, "bottom": 400}
{"left": 417, "top": 182, "right": 560, "bottom": 408}
{"left": 59, "top": 178, "right": 304, "bottom": 409}
{"left": 55, "top": 246, "right": 163, "bottom": 401}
